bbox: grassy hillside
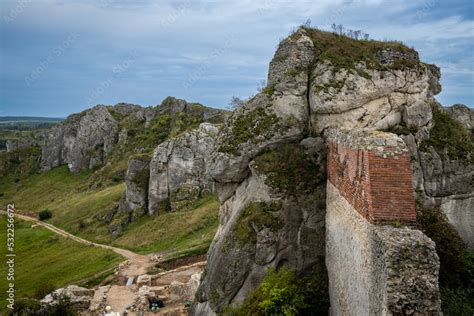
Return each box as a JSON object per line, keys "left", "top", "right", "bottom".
{"left": 111, "top": 195, "right": 219, "bottom": 257}
{"left": 0, "top": 165, "right": 219, "bottom": 259}
{"left": 0, "top": 217, "right": 122, "bottom": 312}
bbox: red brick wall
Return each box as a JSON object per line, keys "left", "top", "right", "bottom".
{"left": 328, "top": 142, "right": 416, "bottom": 224}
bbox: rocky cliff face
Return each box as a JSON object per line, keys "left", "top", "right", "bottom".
{"left": 148, "top": 122, "right": 219, "bottom": 214}
{"left": 192, "top": 28, "right": 472, "bottom": 315}
{"left": 399, "top": 103, "right": 474, "bottom": 249}
{"left": 122, "top": 122, "right": 220, "bottom": 217}
{"left": 41, "top": 105, "right": 119, "bottom": 172}
{"left": 40, "top": 98, "right": 228, "bottom": 174}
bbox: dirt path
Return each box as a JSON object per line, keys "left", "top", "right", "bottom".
{"left": 0, "top": 210, "right": 152, "bottom": 277}
{"left": 106, "top": 285, "right": 137, "bottom": 313}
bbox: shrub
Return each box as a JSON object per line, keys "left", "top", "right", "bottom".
{"left": 38, "top": 209, "right": 52, "bottom": 221}
{"left": 420, "top": 106, "right": 473, "bottom": 163}
{"left": 226, "top": 261, "right": 329, "bottom": 316}
{"left": 8, "top": 297, "right": 42, "bottom": 315}
{"left": 416, "top": 203, "right": 466, "bottom": 287}
{"left": 416, "top": 203, "right": 474, "bottom": 313}
{"left": 34, "top": 282, "right": 56, "bottom": 299}
{"left": 441, "top": 287, "right": 474, "bottom": 316}
{"left": 253, "top": 144, "right": 325, "bottom": 195}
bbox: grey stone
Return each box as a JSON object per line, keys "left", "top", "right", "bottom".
{"left": 41, "top": 105, "right": 119, "bottom": 172}
{"left": 148, "top": 123, "right": 219, "bottom": 214}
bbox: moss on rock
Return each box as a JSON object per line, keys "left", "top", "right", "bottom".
{"left": 230, "top": 202, "right": 283, "bottom": 246}
{"left": 253, "top": 144, "right": 325, "bottom": 195}
{"left": 218, "top": 106, "right": 280, "bottom": 155}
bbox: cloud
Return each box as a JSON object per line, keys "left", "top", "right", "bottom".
{"left": 1, "top": 0, "right": 473, "bottom": 116}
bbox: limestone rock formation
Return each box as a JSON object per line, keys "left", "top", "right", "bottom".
{"left": 309, "top": 53, "right": 440, "bottom": 132}
{"left": 192, "top": 27, "right": 460, "bottom": 315}
{"left": 148, "top": 122, "right": 219, "bottom": 214}
{"left": 400, "top": 102, "right": 474, "bottom": 249}
{"left": 6, "top": 137, "right": 39, "bottom": 152}
{"left": 123, "top": 155, "right": 151, "bottom": 213}
{"left": 444, "top": 103, "right": 474, "bottom": 130}
{"left": 41, "top": 105, "right": 119, "bottom": 172}
{"left": 40, "top": 98, "right": 228, "bottom": 174}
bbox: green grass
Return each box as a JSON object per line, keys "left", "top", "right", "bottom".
{"left": 301, "top": 27, "right": 419, "bottom": 73}
{"left": 0, "top": 217, "right": 122, "bottom": 313}
{"left": 0, "top": 165, "right": 219, "bottom": 259}
{"left": 109, "top": 195, "right": 219, "bottom": 256}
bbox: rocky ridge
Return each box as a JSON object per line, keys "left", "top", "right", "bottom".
{"left": 191, "top": 27, "right": 473, "bottom": 315}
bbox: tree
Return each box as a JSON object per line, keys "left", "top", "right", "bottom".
{"left": 354, "top": 30, "right": 361, "bottom": 40}
{"left": 228, "top": 96, "right": 245, "bottom": 110}
{"left": 303, "top": 18, "right": 311, "bottom": 28}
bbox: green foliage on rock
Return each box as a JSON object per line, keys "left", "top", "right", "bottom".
{"left": 225, "top": 261, "right": 329, "bottom": 316}
{"left": 218, "top": 106, "right": 280, "bottom": 155}
{"left": 420, "top": 106, "right": 473, "bottom": 163}
{"left": 416, "top": 203, "right": 474, "bottom": 314}
{"left": 0, "top": 146, "right": 41, "bottom": 182}
{"left": 253, "top": 144, "right": 324, "bottom": 195}
{"left": 301, "top": 27, "right": 420, "bottom": 73}
{"left": 231, "top": 202, "right": 283, "bottom": 246}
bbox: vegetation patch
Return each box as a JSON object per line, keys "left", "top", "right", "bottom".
{"left": 0, "top": 146, "right": 41, "bottom": 183}
{"left": 218, "top": 106, "right": 280, "bottom": 155}
{"left": 224, "top": 259, "right": 329, "bottom": 316}
{"left": 253, "top": 144, "right": 324, "bottom": 195}
{"left": 301, "top": 27, "right": 420, "bottom": 74}
{"left": 39, "top": 209, "right": 52, "bottom": 221}
{"left": 416, "top": 203, "right": 474, "bottom": 314}
{"left": 109, "top": 195, "right": 219, "bottom": 256}
{"left": 262, "top": 85, "right": 275, "bottom": 95}
{"left": 384, "top": 122, "right": 418, "bottom": 136}
{"left": 420, "top": 106, "right": 473, "bottom": 163}
{"left": 230, "top": 202, "right": 283, "bottom": 246}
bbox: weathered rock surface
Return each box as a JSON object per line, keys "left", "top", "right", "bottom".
{"left": 41, "top": 285, "right": 95, "bottom": 311}
{"left": 309, "top": 60, "right": 440, "bottom": 132}
{"left": 444, "top": 104, "right": 474, "bottom": 130}
{"left": 148, "top": 123, "right": 219, "bottom": 214}
{"left": 194, "top": 141, "right": 327, "bottom": 314}
{"left": 40, "top": 98, "right": 228, "bottom": 174}
{"left": 6, "top": 137, "right": 39, "bottom": 152}
{"left": 123, "top": 155, "right": 151, "bottom": 212}
{"left": 207, "top": 29, "right": 316, "bottom": 185}
{"left": 192, "top": 27, "right": 460, "bottom": 315}
{"left": 41, "top": 105, "right": 119, "bottom": 172}
{"left": 400, "top": 102, "right": 474, "bottom": 249}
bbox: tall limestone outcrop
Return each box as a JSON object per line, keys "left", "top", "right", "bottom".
{"left": 192, "top": 28, "right": 470, "bottom": 315}
{"left": 41, "top": 105, "right": 120, "bottom": 172}
{"left": 40, "top": 98, "right": 228, "bottom": 174}
{"left": 400, "top": 103, "right": 474, "bottom": 249}
{"left": 147, "top": 122, "right": 219, "bottom": 214}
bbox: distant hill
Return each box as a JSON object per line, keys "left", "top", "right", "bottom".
{"left": 0, "top": 116, "right": 64, "bottom": 123}
{"left": 0, "top": 116, "right": 64, "bottom": 131}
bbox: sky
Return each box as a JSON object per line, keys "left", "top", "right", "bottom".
{"left": 0, "top": 0, "right": 473, "bottom": 117}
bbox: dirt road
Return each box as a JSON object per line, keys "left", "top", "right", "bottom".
{"left": 0, "top": 210, "right": 152, "bottom": 276}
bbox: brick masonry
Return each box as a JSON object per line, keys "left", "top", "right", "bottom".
{"left": 326, "top": 129, "right": 416, "bottom": 224}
